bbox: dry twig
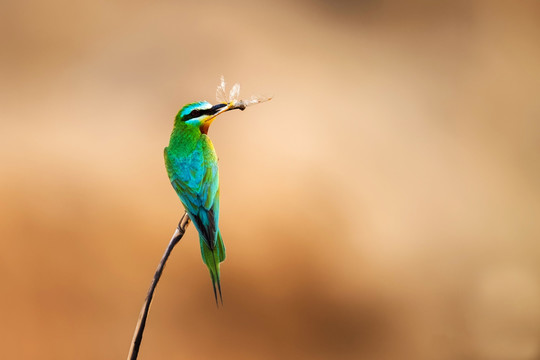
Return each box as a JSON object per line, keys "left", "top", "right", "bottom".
{"left": 127, "top": 212, "right": 191, "bottom": 360}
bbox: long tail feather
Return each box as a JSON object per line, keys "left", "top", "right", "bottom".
{"left": 209, "top": 271, "right": 219, "bottom": 306}
{"left": 200, "top": 231, "right": 226, "bottom": 306}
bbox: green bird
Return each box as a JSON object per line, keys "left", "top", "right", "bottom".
{"left": 164, "top": 100, "right": 240, "bottom": 305}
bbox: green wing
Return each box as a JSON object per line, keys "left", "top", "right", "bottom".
{"left": 164, "top": 146, "right": 220, "bottom": 248}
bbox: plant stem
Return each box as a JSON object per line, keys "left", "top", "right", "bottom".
{"left": 127, "top": 212, "right": 191, "bottom": 360}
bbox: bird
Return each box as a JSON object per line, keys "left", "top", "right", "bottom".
{"left": 164, "top": 100, "right": 239, "bottom": 305}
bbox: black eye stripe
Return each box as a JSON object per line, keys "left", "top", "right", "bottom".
{"left": 183, "top": 108, "right": 210, "bottom": 121}
{"left": 182, "top": 104, "right": 228, "bottom": 122}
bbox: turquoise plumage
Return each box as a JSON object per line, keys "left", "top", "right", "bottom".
{"left": 164, "top": 101, "right": 229, "bottom": 304}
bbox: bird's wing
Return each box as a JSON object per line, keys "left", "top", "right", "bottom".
{"left": 164, "top": 147, "right": 220, "bottom": 248}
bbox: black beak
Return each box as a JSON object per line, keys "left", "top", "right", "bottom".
{"left": 209, "top": 103, "right": 228, "bottom": 115}
{"left": 209, "top": 102, "right": 247, "bottom": 116}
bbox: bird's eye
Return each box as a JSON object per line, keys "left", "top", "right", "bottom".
{"left": 190, "top": 109, "right": 201, "bottom": 118}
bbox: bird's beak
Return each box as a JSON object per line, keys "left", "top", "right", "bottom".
{"left": 200, "top": 103, "right": 238, "bottom": 134}
{"left": 208, "top": 103, "right": 233, "bottom": 117}
{"left": 208, "top": 101, "right": 247, "bottom": 117}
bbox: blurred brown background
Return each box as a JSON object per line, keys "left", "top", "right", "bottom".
{"left": 1, "top": 0, "right": 540, "bottom": 359}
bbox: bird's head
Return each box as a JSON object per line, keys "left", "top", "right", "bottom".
{"left": 176, "top": 101, "right": 239, "bottom": 134}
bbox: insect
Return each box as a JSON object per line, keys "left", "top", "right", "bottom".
{"left": 216, "top": 76, "right": 272, "bottom": 110}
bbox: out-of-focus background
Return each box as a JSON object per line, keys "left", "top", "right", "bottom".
{"left": 1, "top": 0, "right": 540, "bottom": 359}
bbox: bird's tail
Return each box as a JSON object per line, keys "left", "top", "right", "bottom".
{"left": 200, "top": 231, "right": 226, "bottom": 306}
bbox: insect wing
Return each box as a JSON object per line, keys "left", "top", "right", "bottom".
{"left": 216, "top": 76, "right": 228, "bottom": 103}
{"left": 229, "top": 83, "right": 240, "bottom": 103}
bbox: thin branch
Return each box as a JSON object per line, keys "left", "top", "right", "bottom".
{"left": 127, "top": 212, "right": 191, "bottom": 360}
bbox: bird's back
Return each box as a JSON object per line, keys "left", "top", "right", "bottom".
{"left": 164, "top": 130, "right": 220, "bottom": 247}
{"left": 165, "top": 129, "right": 225, "bottom": 303}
